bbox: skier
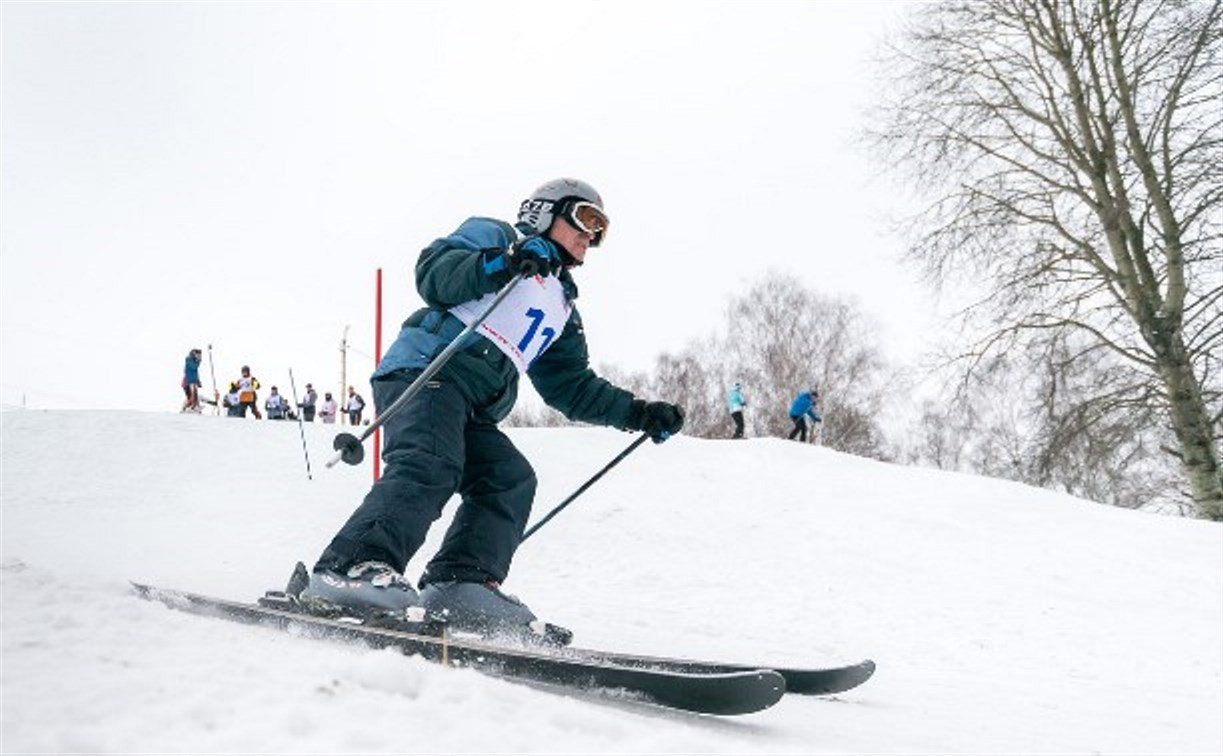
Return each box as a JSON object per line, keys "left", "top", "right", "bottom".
{"left": 265, "top": 386, "right": 288, "bottom": 420}
{"left": 727, "top": 381, "right": 747, "bottom": 439}
{"left": 222, "top": 379, "right": 238, "bottom": 415}
{"left": 222, "top": 382, "right": 243, "bottom": 417}
{"left": 345, "top": 386, "right": 366, "bottom": 425}
{"left": 318, "top": 392, "right": 338, "bottom": 424}
{"left": 787, "top": 388, "right": 822, "bottom": 443}
{"left": 299, "top": 178, "right": 684, "bottom": 637}
{"left": 180, "top": 348, "right": 204, "bottom": 413}
{"left": 233, "top": 366, "right": 262, "bottom": 419}
{"left": 298, "top": 383, "right": 318, "bottom": 422}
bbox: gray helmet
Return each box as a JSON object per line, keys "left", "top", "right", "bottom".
{"left": 518, "top": 178, "right": 606, "bottom": 241}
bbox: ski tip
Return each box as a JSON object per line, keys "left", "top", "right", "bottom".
{"left": 130, "top": 581, "right": 171, "bottom": 602}
{"left": 129, "top": 582, "right": 196, "bottom": 612}
{"left": 681, "top": 668, "right": 785, "bottom": 716}
{"left": 745, "top": 668, "right": 787, "bottom": 714}
{"left": 828, "top": 658, "right": 876, "bottom": 686}
{"left": 778, "top": 658, "right": 877, "bottom": 696}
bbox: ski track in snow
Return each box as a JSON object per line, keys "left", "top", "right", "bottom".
{"left": 2, "top": 410, "right": 1221, "bottom": 754}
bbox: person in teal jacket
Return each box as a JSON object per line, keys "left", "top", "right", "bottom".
{"left": 301, "top": 178, "right": 685, "bottom": 636}
{"left": 787, "top": 388, "right": 822, "bottom": 442}
{"left": 727, "top": 382, "right": 747, "bottom": 438}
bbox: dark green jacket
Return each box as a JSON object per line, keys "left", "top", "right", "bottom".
{"left": 373, "top": 217, "right": 637, "bottom": 427}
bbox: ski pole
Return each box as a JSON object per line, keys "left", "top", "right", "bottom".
{"left": 325, "top": 264, "right": 537, "bottom": 469}
{"left": 520, "top": 432, "right": 650, "bottom": 543}
{"left": 206, "top": 344, "right": 220, "bottom": 415}
{"left": 288, "top": 368, "right": 313, "bottom": 480}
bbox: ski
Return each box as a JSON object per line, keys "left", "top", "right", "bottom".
{"left": 258, "top": 580, "right": 874, "bottom": 696}
{"left": 131, "top": 583, "right": 785, "bottom": 716}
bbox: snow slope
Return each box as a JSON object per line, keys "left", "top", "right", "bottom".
{"left": 2, "top": 410, "right": 1220, "bottom": 754}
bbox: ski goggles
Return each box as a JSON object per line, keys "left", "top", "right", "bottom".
{"left": 559, "top": 200, "right": 609, "bottom": 246}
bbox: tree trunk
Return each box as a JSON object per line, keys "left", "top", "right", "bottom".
{"left": 1156, "top": 335, "right": 1223, "bottom": 520}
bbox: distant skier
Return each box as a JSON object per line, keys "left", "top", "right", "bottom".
{"left": 318, "top": 392, "right": 338, "bottom": 424}
{"left": 222, "top": 382, "right": 243, "bottom": 417}
{"left": 298, "top": 383, "right": 318, "bottom": 422}
{"left": 787, "top": 388, "right": 822, "bottom": 443}
{"left": 299, "top": 177, "right": 685, "bottom": 638}
{"left": 233, "top": 366, "right": 262, "bottom": 419}
{"left": 727, "top": 381, "right": 747, "bottom": 439}
{"left": 180, "top": 348, "right": 204, "bottom": 413}
{"left": 345, "top": 386, "right": 366, "bottom": 426}
{"left": 265, "top": 386, "right": 288, "bottom": 420}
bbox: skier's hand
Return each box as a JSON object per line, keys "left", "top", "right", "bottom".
{"left": 483, "top": 236, "right": 560, "bottom": 284}
{"left": 627, "top": 399, "right": 685, "bottom": 443}
{"left": 509, "top": 236, "right": 561, "bottom": 276}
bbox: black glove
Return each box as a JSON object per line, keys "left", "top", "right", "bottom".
{"left": 626, "top": 399, "right": 685, "bottom": 443}
{"left": 482, "top": 236, "right": 561, "bottom": 284}
{"left": 511, "top": 236, "right": 561, "bottom": 275}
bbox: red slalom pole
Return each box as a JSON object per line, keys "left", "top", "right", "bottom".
{"left": 374, "top": 268, "right": 383, "bottom": 482}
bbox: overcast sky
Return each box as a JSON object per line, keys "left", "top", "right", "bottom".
{"left": 2, "top": 1, "right": 935, "bottom": 413}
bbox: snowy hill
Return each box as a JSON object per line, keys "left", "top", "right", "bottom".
{"left": 2, "top": 410, "right": 1220, "bottom": 754}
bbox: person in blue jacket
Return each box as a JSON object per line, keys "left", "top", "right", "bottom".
{"left": 180, "top": 348, "right": 203, "bottom": 413}
{"left": 727, "top": 381, "right": 747, "bottom": 439}
{"left": 300, "top": 178, "right": 685, "bottom": 637}
{"left": 787, "top": 388, "right": 822, "bottom": 442}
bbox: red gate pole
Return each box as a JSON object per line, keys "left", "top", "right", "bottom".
{"left": 374, "top": 268, "right": 383, "bottom": 481}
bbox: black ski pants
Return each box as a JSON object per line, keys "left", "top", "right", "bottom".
{"left": 314, "top": 370, "right": 536, "bottom": 586}
{"left": 731, "top": 410, "right": 744, "bottom": 439}
{"left": 787, "top": 415, "right": 809, "bottom": 442}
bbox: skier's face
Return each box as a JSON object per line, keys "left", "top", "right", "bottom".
{"left": 547, "top": 216, "right": 593, "bottom": 266}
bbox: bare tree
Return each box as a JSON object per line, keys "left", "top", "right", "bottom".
{"left": 1027, "top": 335, "right": 1182, "bottom": 508}
{"left": 907, "top": 398, "right": 973, "bottom": 471}
{"left": 874, "top": 0, "right": 1223, "bottom": 518}
{"left": 599, "top": 343, "right": 729, "bottom": 438}
{"left": 654, "top": 346, "right": 728, "bottom": 438}
{"left": 909, "top": 340, "right": 1183, "bottom": 510}
{"left": 719, "top": 273, "right": 893, "bottom": 457}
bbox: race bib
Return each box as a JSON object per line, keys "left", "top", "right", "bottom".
{"left": 449, "top": 274, "right": 572, "bottom": 373}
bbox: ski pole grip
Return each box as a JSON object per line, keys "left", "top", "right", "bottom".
{"left": 519, "top": 259, "right": 539, "bottom": 278}
{"left": 325, "top": 432, "right": 366, "bottom": 468}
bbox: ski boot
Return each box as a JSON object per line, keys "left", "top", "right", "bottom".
{"left": 261, "top": 561, "right": 441, "bottom": 634}
{"left": 418, "top": 580, "right": 573, "bottom": 646}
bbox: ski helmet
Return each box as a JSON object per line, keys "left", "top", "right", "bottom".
{"left": 517, "top": 178, "right": 608, "bottom": 246}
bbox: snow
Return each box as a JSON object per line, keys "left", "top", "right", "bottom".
{"left": 2, "top": 410, "right": 1221, "bottom": 754}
